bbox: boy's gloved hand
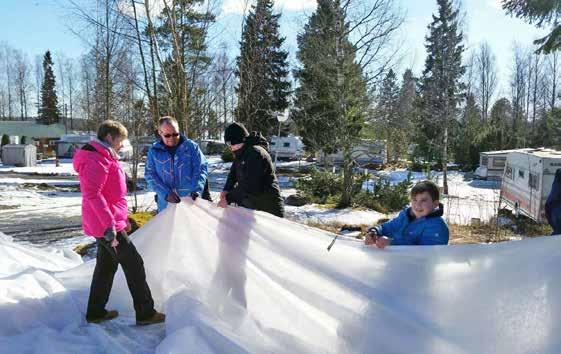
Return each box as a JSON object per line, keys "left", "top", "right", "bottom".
{"left": 364, "top": 227, "right": 380, "bottom": 246}
{"left": 190, "top": 192, "right": 199, "bottom": 201}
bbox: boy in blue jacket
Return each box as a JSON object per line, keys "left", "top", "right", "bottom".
{"left": 365, "top": 180, "right": 449, "bottom": 249}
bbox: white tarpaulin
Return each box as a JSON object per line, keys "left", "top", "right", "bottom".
{"left": 2, "top": 199, "right": 561, "bottom": 353}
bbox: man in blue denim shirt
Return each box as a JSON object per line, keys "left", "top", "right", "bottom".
{"left": 145, "top": 116, "right": 208, "bottom": 213}
{"left": 365, "top": 180, "right": 449, "bottom": 249}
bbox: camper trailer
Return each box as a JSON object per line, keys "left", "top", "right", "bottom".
{"left": 474, "top": 148, "right": 533, "bottom": 180}
{"left": 200, "top": 139, "right": 228, "bottom": 155}
{"left": 500, "top": 148, "right": 561, "bottom": 222}
{"left": 54, "top": 134, "right": 95, "bottom": 158}
{"left": 1, "top": 144, "right": 37, "bottom": 167}
{"left": 270, "top": 135, "right": 304, "bottom": 160}
{"left": 318, "top": 140, "right": 387, "bottom": 165}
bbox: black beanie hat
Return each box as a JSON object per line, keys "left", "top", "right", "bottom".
{"left": 224, "top": 122, "right": 249, "bottom": 145}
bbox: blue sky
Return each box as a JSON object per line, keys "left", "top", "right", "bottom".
{"left": 0, "top": 0, "right": 548, "bottom": 94}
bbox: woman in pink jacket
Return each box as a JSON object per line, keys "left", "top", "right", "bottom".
{"left": 74, "top": 120, "right": 165, "bottom": 325}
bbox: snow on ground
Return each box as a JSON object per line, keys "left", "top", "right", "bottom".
{"left": 285, "top": 204, "right": 385, "bottom": 225}
{"left": 0, "top": 158, "right": 77, "bottom": 176}
{"left": 372, "top": 169, "right": 502, "bottom": 225}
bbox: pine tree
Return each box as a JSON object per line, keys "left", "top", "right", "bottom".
{"left": 453, "top": 93, "right": 482, "bottom": 170}
{"left": 38, "top": 51, "right": 60, "bottom": 125}
{"left": 235, "top": 0, "right": 290, "bottom": 138}
{"left": 396, "top": 69, "right": 417, "bottom": 157}
{"left": 479, "top": 97, "right": 514, "bottom": 151}
{"left": 503, "top": 0, "right": 561, "bottom": 54}
{"left": 156, "top": 0, "right": 215, "bottom": 136}
{"left": 293, "top": 0, "right": 369, "bottom": 206}
{"left": 375, "top": 69, "right": 401, "bottom": 162}
{"left": 417, "top": 0, "right": 465, "bottom": 194}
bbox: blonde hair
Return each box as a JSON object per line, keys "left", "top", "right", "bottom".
{"left": 97, "top": 120, "right": 128, "bottom": 140}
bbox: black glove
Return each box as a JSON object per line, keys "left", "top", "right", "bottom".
{"left": 190, "top": 192, "right": 199, "bottom": 201}
{"left": 104, "top": 227, "right": 117, "bottom": 242}
{"left": 367, "top": 226, "right": 380, "bottom": 236}
{"left": 166, "top": 192, "right": 181, "bottom": 203}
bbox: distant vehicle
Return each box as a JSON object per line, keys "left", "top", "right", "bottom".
{"left": 500, "top": 148, "right": 561, "bottom": 222}
{"left": 118, "top": 139, "right": 133, "bottom": 160}
{"left": 317, "top": 139, "right": 387, "bottom": 165}
{"left": 200, "top": 139, "right": 228, "bottom": 155}
{"left": 270, "top": 135, "right": 304, "bottom": 160}
{"left": 474, "top": 148, "right": 533, "bottom": 180}
{"left": 54, "top": 134, "right": 95, "bottom": 158}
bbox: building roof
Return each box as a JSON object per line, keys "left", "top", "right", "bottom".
{"left": 518, "top": 148, "right": 561, "bottom": 158}
{"left": 0, "top": 121, "right": 66, "bottom": 139}
{"left": 480, "top": 148, "right": 534, "bottom": 155}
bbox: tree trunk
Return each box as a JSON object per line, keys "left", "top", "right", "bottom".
{"left": 341, "top": 145, "right": 353, "bottom": 207}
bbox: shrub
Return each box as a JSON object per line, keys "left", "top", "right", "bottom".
{"left": 353, "top": 173, "right": 412, "bottom": 213}
{"left": 1, "top": 134, "right": 9, "bottom": 146}
{"left": 295, "top": 169, "right": 343, "bottom": 204}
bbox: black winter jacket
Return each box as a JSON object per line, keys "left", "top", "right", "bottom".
{"left": 223, "top": 132, "right": 284, "bottom": 217}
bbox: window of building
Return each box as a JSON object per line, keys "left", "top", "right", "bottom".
{"left": 493, "top": 157, "right": 506, "bottom": 168}
{"left": 518, "top": 169, "right": 525, "bottom": 179}
{"left": 283, "top": 142, "right": 290, "bottom": 147}
{"left": 481, "top": 156, "right": 488, "bottom": 166}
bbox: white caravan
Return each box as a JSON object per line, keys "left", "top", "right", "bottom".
{"left": 270, "top": 135, "right": 304, "bottom": 160}
{"left": 500, "top": 148, "right": 561, "bottom": 222}
{"left": 475, "top": 148, "right": 533, "bottom": 180}
{"left": 318, "top": 139, "right": 387, "bottom": 165}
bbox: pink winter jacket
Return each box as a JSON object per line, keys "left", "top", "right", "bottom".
{"left": 73, "top": 141, "right": 129, "bottom": 238}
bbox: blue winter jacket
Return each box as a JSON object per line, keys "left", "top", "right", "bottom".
{"left": 145, "top": 135, "right": 208, "bottom": 212}
{"left": 372, "top": 203, "right": 449, "bottom": 245}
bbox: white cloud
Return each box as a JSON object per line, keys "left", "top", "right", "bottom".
{"left": 221, "top": 0, "right": 316, "bottom": 15}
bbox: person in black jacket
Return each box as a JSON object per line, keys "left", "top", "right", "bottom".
{"left": 545, "top": 168, "right": 561, "bottom": 235}
{"left": 218, "top": 122, "right": 284, "bottom": 217}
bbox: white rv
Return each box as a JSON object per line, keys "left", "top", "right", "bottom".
{"left": 500, "top": 148, "right": 561, "bottom": 222}
{"left": 318, "top": 140, "right": 387, "bottom": 165}
{"left": 474, "top": 148, "right": 533, "bottom": 180}
{"left": 270, "top": 135, "right": 304, "bottom": 160}
{"left": 54, "top": 134, "right": 95, "bottom": 158}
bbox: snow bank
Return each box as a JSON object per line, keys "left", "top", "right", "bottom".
{"left": 2, "top": 201, "right": 561, "bottom": 353}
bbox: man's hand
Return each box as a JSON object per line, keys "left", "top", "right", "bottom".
{"left": 125, "top": 222, "right": 132, "bottom": 233}
{"left": 218, "top": 191, "right": 228, "bottom": 208}
{"left": 364, "top": 232, "right": 377, "bottom": 246}
{"left": 166, "top": 191, "right": 181, "bottom": 203}
{"left": 364, "top": 227, "right": 379, "bottom": 246}
{"left": 375, "top": 236, "right": 392, "bottom": 249}
{"left": 190, "top": 192, "right": 199, "bottom": 201}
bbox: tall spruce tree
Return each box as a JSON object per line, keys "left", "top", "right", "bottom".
{"left": 453, "top": 93, "right": 483, "bottom": 170}
{"left": 294, "top": 0, "right": 369, "bottom": 206}
{"left": 38, "top": 51, "right": 60, "bottom": 125}
{"left": 417, "top": 0, "right": 465, "bottom": 194}
{"left": 376, "top": 69, "right": 401, "bottom": 162}
{"left": 235, "top": 0, "right": 290, "bottom": 138}
{"left": 156, "top": 0, "right": 215, "bottom": 136}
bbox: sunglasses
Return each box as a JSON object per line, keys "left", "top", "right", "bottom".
{"left": 162, "top": 133, "right": 180, "bottom": 138}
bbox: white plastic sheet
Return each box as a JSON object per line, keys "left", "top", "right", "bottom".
{"left": 2, "top": 201, "right": 561, "bottom": 353}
